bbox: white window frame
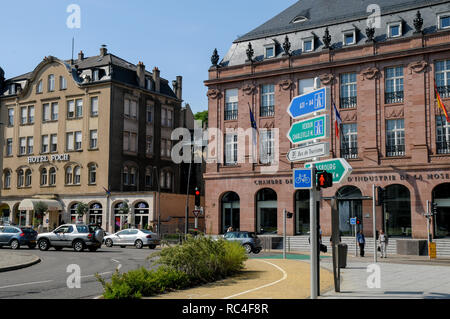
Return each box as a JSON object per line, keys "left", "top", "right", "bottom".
{"left": 50, "top": 134, "right": 57, "bottom": 153}
{"left": 67, "top": 101, "right": 75, "bottom": 119}
{"left": 438, "top": 12, "right": 450, "bottom": 30}
{"left": 43, "top": 103, "right": 50, "bottom": 122}
{"left": 387, "top": 21, "right": 402, "bottom": 38}
{"left": 19, "top": 137, "right": 26, "bottom": 155}
{"left": 91, "top": 97, "right": 99, "bottom": 117}
{"left": 302, "top": 37, "right": 315, "bottom": 53}
{"left": 264, "top": 44, "right": 275, "bottom": 59}
{"left": 146, "top": 104, "right": 153, "bottom": 123}
{"left": 27, "top": 137, "right": 33, "bottom": 155}
{"left": 48, "top": 74, "right": 55, "bottom": 92}
{"left": 343, "top": 30, "right": 356, "bottom": 46}
{"left": 36, "top": 80, "right": 43, "bottom": 94}
{"left": 66, "top": 132, "right": 74, "bottom": 151}
{"left": 90, "top": 130, "right": 98, "bottom": 149}
{"left": 60, "top": 76, "right": 67, "bottom": 90}
{"left": 7, "top": 108, "right": 14, "bottom": 126}
{"left": 42, "top": 135, "right": 49, "bottom": 154}
{"left": 51, "top": 102, "right": 59, "bottom": 121}
{"left": 75, "top": 131, "right": 82, "bottom": 150}
{"left": 6, "top": 139, "right": 13, "bottom": 156}
{"left": 225, "top": 133, "right": 238, "bottom": 165}
{"left": 75, "top": 99, "right": 83, "bottom": 118}
{"left": 259, "top": 130, "right": 275, "bottom": 164}
{"left": 89, "top": 165, "right": 97, "bottom": 185}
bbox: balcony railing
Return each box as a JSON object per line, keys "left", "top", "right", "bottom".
{"left": 386, "top": 145, "right": 406, "bottom": 157}
{"left": 385, "top": 91, "right": 404, "bottom": 104}
{"left": 437, "top": 85, "right": 450, "bottom": 99}
{"left": 340, "top": 96, "right": 357, "bottom": 109}
{"left": 224, "top": 110, "right": 238, "bottom": 121}
{"left": 341, "top": 147, "right": 359, "bottom": 159}
{"left": 260, "top": 105, "right": 275, "bottom": 117}
{"left": 437, "top": 141, "right": 450, "bottom": 154}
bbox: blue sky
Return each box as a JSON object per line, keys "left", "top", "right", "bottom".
{"left": 0, "top": 0, "right": 296, "bottom": 114}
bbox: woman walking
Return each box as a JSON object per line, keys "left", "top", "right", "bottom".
{"left": 379, "top": 230, "right": 389, "bottom": 258}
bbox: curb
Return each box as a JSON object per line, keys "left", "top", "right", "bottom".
{"left": 0, "top": 256, "right": 41, "bottom": 273}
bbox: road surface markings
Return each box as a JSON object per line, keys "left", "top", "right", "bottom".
{"left": 0, "top": 280, "right": 54, "bottom": 290}
{"left": 223, "top": 260, "right": 288, "bottom": 299}
{"left": 111, "top": 259, "right": 122, "bottom": 271}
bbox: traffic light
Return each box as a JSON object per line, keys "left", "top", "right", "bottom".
{"left": 317, "top": 171, "right": 333, "bottom": 190}
{"left": 194, "top": 187, "right": 201, "bottom": 207}
{"left": 377, "top": 187, "right": 385, "bottom": 206}
{"left": 286, "top": 212, "right": 294, "bottom": 219}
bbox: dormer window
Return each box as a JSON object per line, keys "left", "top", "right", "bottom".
{"left": 92, "top": 69, "right": 100, "bottom": 81}
{"left": 438, "top": 12, "right": 450, "bottom": 30}
{"left": 36, "top": 80, "right": 43, "bottom": 94}
{"left": 388, "top": 22, "right": 402, "bottom": 38}
{"left": 292, "top": 16, "right": 308, "bottom": 24}
{"left": 302, "top": 37, "right": 315, "bottom": 52}
{"left": 343, "top": 30, "right": 356, "bottom": 46}
{"left": 8, "top": 84, "right": 16, "bottom": 95}
{"left": 145, "top": 78, "right": 153, "bottom": 90}
{"left": 264, "top": 44, "right": 276, "bottom": 59}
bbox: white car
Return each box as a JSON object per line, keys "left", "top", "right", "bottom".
{"left": 104, "top": 229, "right": 160, "bottom": 249}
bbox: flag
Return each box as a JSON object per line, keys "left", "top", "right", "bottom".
{"left": 435, "top": 83, "right": 450, "bottom": 123}
{"left": 249, "top": 104, "right": 258, "bottom": 130}
{"left": 103, "top": 186, "right": 111, "bottom": 197}
{"left": 249, "top": 104, "right": 258, "bottom": 162}
{"left": 334, "top": 103, "right": 343, "bottom": 137}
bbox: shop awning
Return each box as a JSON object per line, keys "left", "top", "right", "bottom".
{"left": 19, "top": 199, "right": 63, "bottom": 211}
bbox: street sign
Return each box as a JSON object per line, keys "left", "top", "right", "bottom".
{"left": 287, "top": 87, "right": 330, "bottom": 120}
{"left": 293, "top": 169, "right": 313, "bottom": 190}
{"left": 350, "top": 218, "right": 357, "bottom": 226}
{"left": 287, "top": 115, "right": 329, "bottom": 145}
{"left": 287, "top": 143, "right": 330, "bottom": 162}
{"left": 305, "top": 158, "right": 353, "bottom": 184}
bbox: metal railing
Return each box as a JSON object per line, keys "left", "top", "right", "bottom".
{"left": 437, "top": 141, "right": 450, "bottom": 154}
{"left": 224, "top": 110, "right": 238, "bottom": 121}
{"left": 437, "top": 85, "right": 450, "bottom": 99}
{"left": 260, "top": 105, "right": 275, "bottom": 117}
{"left": 341, "top": 147, "right": 359, "bottom": 159}
{"left": 385, "top": 91, "right": 404, "bottom": 104}
{"left": 340, "top": 96, "right": 357, "bottom": 109}
{"left": 386, "top": 145, "right": 406, "bottom": 157}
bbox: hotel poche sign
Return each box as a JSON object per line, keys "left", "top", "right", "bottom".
{"left": 27, "top": 154, "right": 70, "bottom": 164}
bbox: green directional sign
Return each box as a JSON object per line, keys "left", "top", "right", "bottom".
{"left": 287, "top": 115, "right": 329, "bottom": 145}
{"left": 305, "top": 158, "right": 353, "bottom": 184}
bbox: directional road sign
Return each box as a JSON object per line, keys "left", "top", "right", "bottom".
{"left": 305, "top": 158, "right": 353, "bottom": 184}
{"left": 287, "top": 87, "right": 330, "bottom": 120}
{"left": 287, "top": 143, "right": 330, "bottom": 163}
{"left": 287, "top": 115, "right": 329, "bottom": 145}
{"left": 350, "top": 217, "right": 357, "bottom": 226}
{"left": 293, "top": 169, "right": 313, "bottom": 190}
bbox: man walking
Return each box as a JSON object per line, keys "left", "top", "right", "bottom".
{"left": 357, "top": 230, "right": 366, "bottom": 257}
{"left": 379, "top": 230, "right": 388, "bottom": 258}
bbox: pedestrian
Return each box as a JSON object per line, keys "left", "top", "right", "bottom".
{"left": 379, "top": 230, "right": 388, "bottom": 258}
{"left": 37, "top": 223, "right": 44, "bottom": 234}
{"left": 357, "top": 230, "right": 366, "bottom": 257}
{"left": 227, "top": 227, "right": 233, "bottom": 233}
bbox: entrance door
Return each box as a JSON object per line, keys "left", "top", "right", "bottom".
{"left": 256, "top": 189, "right": 278, "bottom": 235}
{"left": 221, "top": 192, "right": 240, "bottom": 234}
{"left": 433, "top": 183, "right": 450, "bottom": 238}
{"left": 337, "top": 186, "right": 363, "bottom": 236}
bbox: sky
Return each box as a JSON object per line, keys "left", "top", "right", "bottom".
{"left": 0, "top": 0, "right": 297, "bottom": 114}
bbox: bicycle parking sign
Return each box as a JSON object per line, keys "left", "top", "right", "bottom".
{"left": 293, "top": 169, "right": 313, "bottom": 190}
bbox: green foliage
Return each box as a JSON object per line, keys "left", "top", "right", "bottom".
{"left": 118, "top": 202, "right": 130, "bottom": 215}
{"left": 34, "top": 201, "right": 48, "bottom": 215}
{"left": 194, "top": 111, "right": 208, "bottom": 126}
{"left": 76, "top": 203, "right": 89, "bottom": 216}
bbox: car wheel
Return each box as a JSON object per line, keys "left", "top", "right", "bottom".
{"left": 73, "top": 240, "right": 85, "bottom": 252}
{"left": 28, "top": 244, "right": 36, "bottom": 249}
{"left": 88, "top": 247, "right": 98, "bottom": 252}
{"left": 10, "top": 239, "right": 20, "bottom": 250}
{"left": 149, "top": 244, "right": 157, "bottom": 250}
{"left": 38, "top": 239, "right": 50, "bottom": 251}
{"left": 253, "top": 248, "right": 262, "bottom": 255}
{"left": 105, "top": 239, "right": 113, "bottom": 248}
{"left": 243, "top": 244, "right": 252, "bottom": 254}
{"left": 135, "top": 240, "right": 143, "bottom": 249}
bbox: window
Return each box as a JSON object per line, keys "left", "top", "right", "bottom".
{"left": 161, "top": 108, "right": 167, "bottom": 126}
{"left": 66, "top": 132, "right": 74, "bottom": 151}
{"left": 388, "top": 22, "right": 402, "bottom": 38}
{"left": 67, "top": 101, "right": 75, "bottom": 118}
{"left": 385, "top": 67, "right": 404, "bottom": 104}
{"left": 167, "top": 109, "right": 173, "bottom": 127}
{"left": 264, "top": 45, "right": 275, "bottom": 59}
{"left": 130, "top": 133, "right": 137, "bottom": 152}
{"left": 225, "top": 89, "right": 238, "bottom": 121}
{"left": 19, "top": 137, "right": 26, "bottom": 155}
{"left": 146, "top": 105, "right": 153, "bottom": 123}
{"left": 292, "top": 15, "right": 308, "bottom": 24}
{"left": 9, "top": 84, "right": 16, "bottom": 95}
{"left": 28, "top": 106, "right": 34, "bottom": 124}
{"left": 299, "top": 78, "right": 316, "bottom": 95}
{"left": 75, "top": 99, "right": 83, "bottom": 118}
{"left": 92, "top": 69, "right": 99, "bottom": 81}
{"left": 123, "top": 167, "right": 129, "bottom": 185}
{"left": 161, "top": 139, "right": 166, "bottom": 157}
{"left": 27, "top": 137, "right": 33, "bottom": 154}
{"left": 145, "top": 167, "right": 152, "bottom": 187}
{"left": 20, "top": 107, "right": 27, "bottom": 125}
{"left": 75, "top": 132, "right": 82, "bottom": 150}
{"left": 43, "top": 104, "right": 50, "bottom": 122}
{"left": 386, "top": 119, "right": 405, "bottom": 157}
{"left": 166, "top": 140, "right": 172, "bottom": 157}
{"left": 146, "top": 136, "right": 153, "bottom": 155}
{"left": 260, "top": 84, "right": 275, "bottom": 117}
{"left": 437, "top": 116, "right": 450, "bottom": 154}
{"left": 90, "top": 130, "right": 98, "bottom": 149}
{"left": 91, "top": 97, "right": 99, "bottom": 116}
{"left": 89, "top": 165, "right": 96, "bottom": 184}
{"left": 129, "top": 168, "right": 136, "bottom": 186}
{"left": 7, "top": 108, "right": 14, "bottom": 126}
{"left": 260, "top": 130, "right": 274, "bottom": 164}
{"left": 165, "top": 171, "right": 172, "bottom": 190}
{"left": 6, "top": 139, "right": 13, "bottom": 156}
{"left": 17, "top": 169, "right": 24, "bottom": 187}
{"left": 130, "top": 100, "right": 137, "bottom": 119}
{"left": 49, "top": 168, "right": 56, "bottom": 186}
{"left": 36, "top": 80, "right": 43, "bottom": 94}
{"left": 40, "top": 168, "right": 47, "bottom": 186}
{"left": 124, "top": 99, "right": 130, "bottom": 117}
{"left": 42, "top": 135, "right": 49, "bottom": 153}
{"left": 341, "top": 124, "right": 358, "bottom": 159}
{"left": 48, "top": 75, "right": 55, "bottom": 92}
{"left": 123, "top": 132, "right": 136, "bottom": 153}
{"left": 123, "top": 132, "right": 129, "bottom": 151}
{"left": 225, "top": 133, "right": 238, "bottom": 165}
{"left": 439, "top": 13, "right": 450, "bottom": 30}
{"left": 4, "top": 171, "right": 11, "bottom": 189}
{"left": 343, "top": 30, "right": 356, "bottom": 46}
{"left": 435, "top": 60, "right": 450, "bottom": 98}
{"left": 51, "top": 102, "right": 58, "bottom": 121}
{"left": 60, "top": 76, "right": 67, "bottom": 90}
{"left": 25, "top": 169, "right": 32, "bottom": 187}
{"left": 65, "top": 167, "right": 73, "bottom": 185}
{"left": 145, "top": 78, "right": 153, "bottom": 90}
{"left": 160, "top": 171, "right": 165, "bottom": 188}
{"left": 74, "top": 166, "right": 81, "bottom": 185}
{"left": 50, "top": 134, "right": 57, "bottom": 153}
{"left": 340, "top": 73, "right": 357, "bottom": 108}
{"left": 302, "top": 37, "right": 314, "bottom": 52}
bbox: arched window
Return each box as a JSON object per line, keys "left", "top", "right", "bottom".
{"left": 89, "top": 203, "right": 103, "bottom": 225}
{"left": 41, "top": 168, "right": 48, "bottom": 186}
{"left": 336, "top": 186, "right": 363, "bottom": 236}
{"left": 256, "top": 188, "right": 278, "bottom": 234}
{"left": 25, "top": 169, "right": 32, "bottom": 187}
{"left": 88, "top": 164, "right": 97, "bottom": 184}
{"left": 74, "top": 166, "right": 81, "bottom": 185}
{"left": 114, "top": 202, "right": 129, "bottom": 232}
{"left": 49, "top": 167, "right": 56, "bottom": 186}
{"left": 70, "top": 203, "right": 81, "bottom": 224}
{"left": 4, "top": 170, "right": 11, "bottom": 189}
{"left": 65, "top": 167, "right": 73, "bottom": 185}
{"left": 221, "top": 192, "right": 240, "bottom": 234}
{"left": 129, "top": 167, "right": 137, "bottom": 186}
{"left": 134, "top": 202, "right": 149, "bottom": 230}
{"left": 17, "top": 169, "right": 24, "bottom": 187}
{"left": 385, "top": 185, "right": 411, "bottom": 237}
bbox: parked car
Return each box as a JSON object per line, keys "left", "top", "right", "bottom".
{"left": 0, "top": 226, "right": 38, "bottom": 250}
{"left": 223, "top": 231, "right": 262, "bottom": 254}
{"left": 37, "top": 224, "right": 104, "bottom": 252}
{"left": 104, "top": 229, "right": 160, "bottom": 249}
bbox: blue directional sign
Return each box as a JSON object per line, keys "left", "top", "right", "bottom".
{"left": 293, "top": 169, "right": 313, "bottom": 190}
{"left": 350, "top": 218, "right": 357, "bottom": 226}
{"left": 287, "top": 87, "right": 330, "bottom": 120}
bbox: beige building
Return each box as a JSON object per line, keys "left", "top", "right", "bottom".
{"left": 0, "top": 46, "right": 193, "bottom": 233}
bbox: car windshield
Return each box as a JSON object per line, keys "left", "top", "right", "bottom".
{"left": 76, "top": 225, "right": 89, "bottom": 233}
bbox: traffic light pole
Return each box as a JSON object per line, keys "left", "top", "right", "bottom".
{"left": 310, "top": 165, "right": 318, "bottom": 300}
{"left": 373, "top": 185, "right": 377, "bottom": 264}
{"left": 283, "top": 209, "right": 287, "bottom": 260}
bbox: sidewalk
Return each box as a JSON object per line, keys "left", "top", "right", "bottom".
{"left": 150, "top": 257, "right": 334, "bottom": 299}
{"left": 0, "top": 251, "right": 41, "bottom": 273}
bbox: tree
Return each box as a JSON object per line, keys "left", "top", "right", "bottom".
{"left": 34, "top": 201, "right": 48, "bottom": 228}
{"left": 76, "top": 203, "right": 89, "bottom": 217}
{"left": 194, "top": 111, "right": 208, "bottom": 127}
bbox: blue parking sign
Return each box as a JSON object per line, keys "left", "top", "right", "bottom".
{"left": 350, "top": 218, "right": 357, "bottom": 225}
{"left": 293, "top": 169, "right": 313, "bottom": 190}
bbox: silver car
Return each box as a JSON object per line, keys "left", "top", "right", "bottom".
{"left": 37, "top": 224, "right": 104, "bottom": 252}
{"left": 104, "top": 229, "right": 160, "bottom": 249}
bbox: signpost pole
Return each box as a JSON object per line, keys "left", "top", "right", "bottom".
{"left": 427, "top": 200, "right": 431, "bottom": 260}
{"left": 310, "top": 165, "right": 318, "bottom": 300}
{"left": 373, "top": 185, "right": 377, "bottom": 264}
{"left": 283, "top": 209, "right": 287, "bottom": 260}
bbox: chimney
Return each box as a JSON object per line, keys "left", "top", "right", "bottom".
{"left": 152, "top": 67, "right": 160, "bottom": 93}
{"left": 100, "top": 44, "right": 108, "bottom": 56}
{"left": 78, "top": 50, "right": 84, "bottom": 61}
{"left": 176, "top": 76, "right": 182, "bottom": 100}
{"left": 136, "top": 61, "right": 146, "bottom": 88}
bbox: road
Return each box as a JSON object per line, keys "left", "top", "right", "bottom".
{"left": 0, "top": 247, "right": 160, "bottom": 299}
